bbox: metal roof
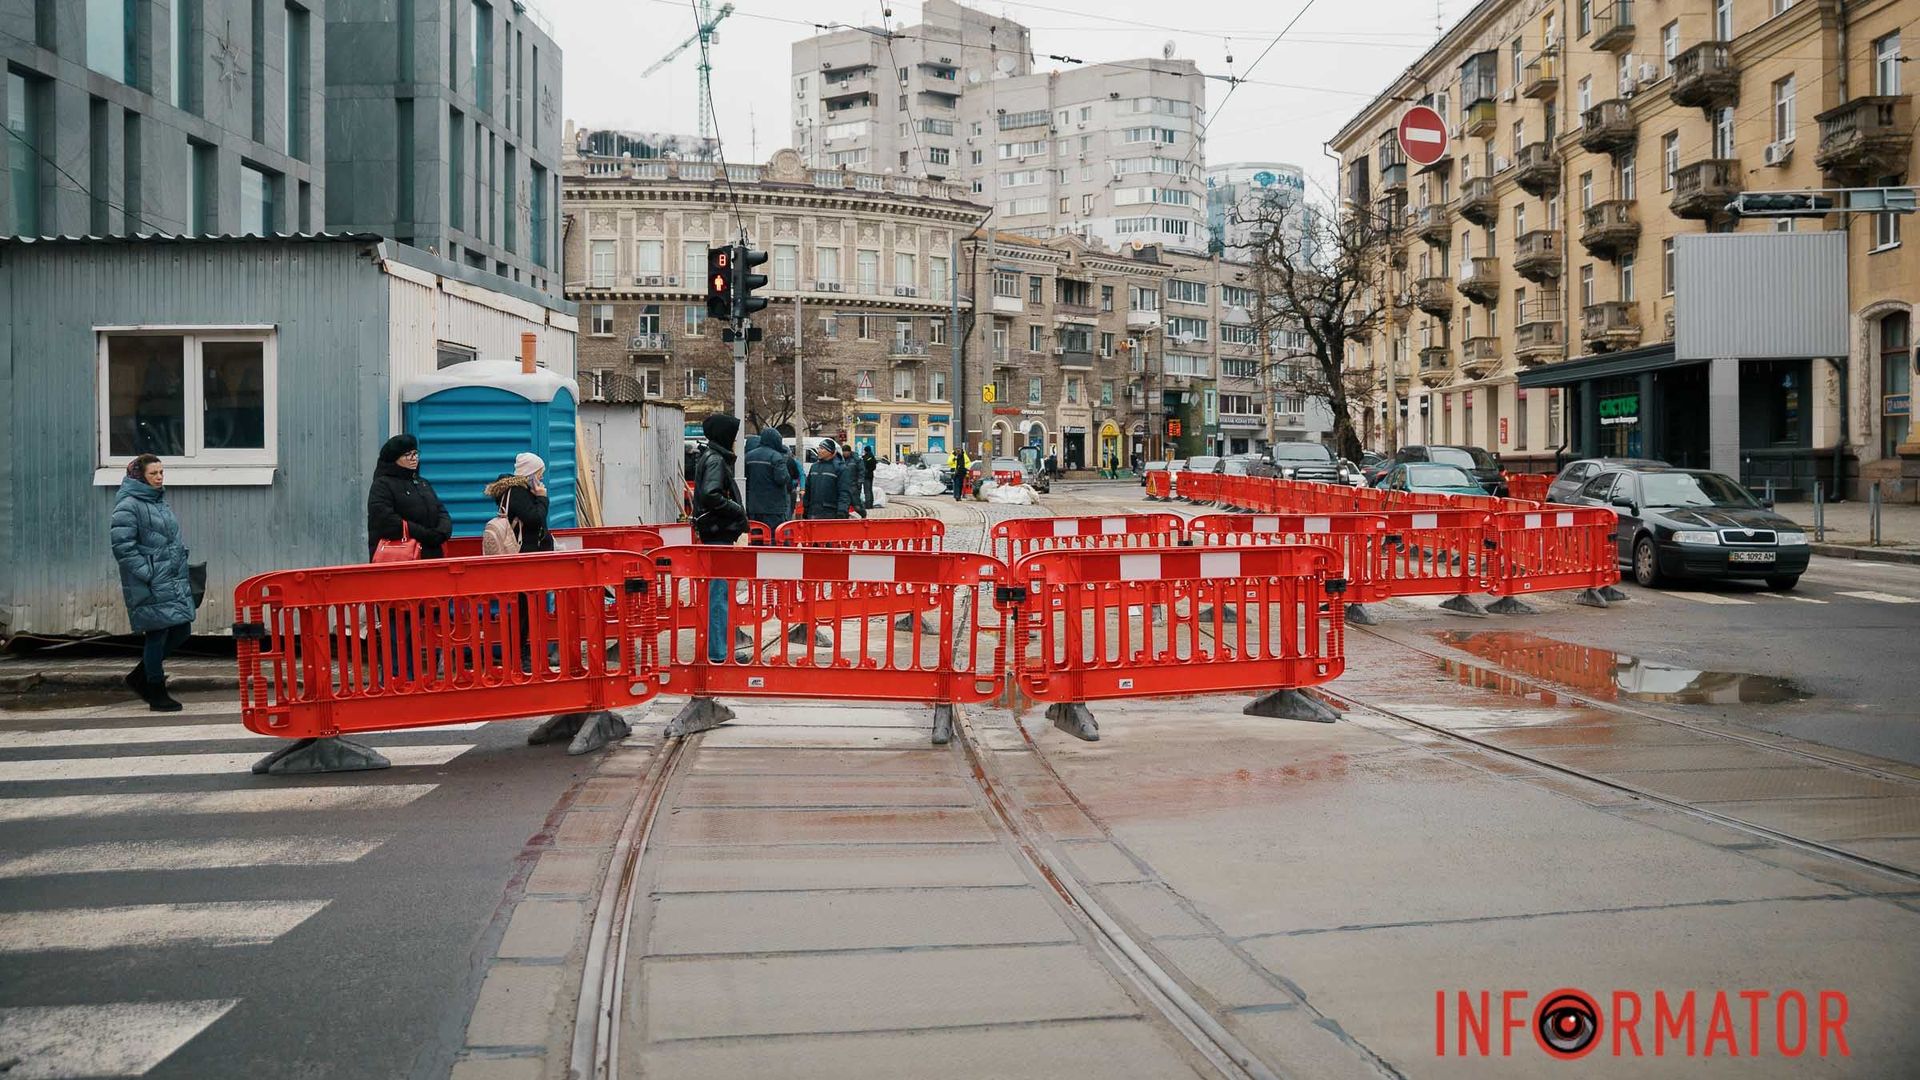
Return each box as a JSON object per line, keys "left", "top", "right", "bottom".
{"left": 1516, "top": 344, "right": 1692, "bottom": 388}
{"left": 0, "top": 232, "right": 383, "bottom": 249}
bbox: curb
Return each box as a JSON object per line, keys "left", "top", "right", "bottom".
{"left": 1810, "top": 543, "right": 1920, "bottom": 566}
{"left": 1, "top": 671, "right": 237, "bottom": 695}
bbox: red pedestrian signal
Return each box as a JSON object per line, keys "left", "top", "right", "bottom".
{"left": 706, "top": 248, "right": 733, "bottom": 318}
{"left": 1167, "top": 420, "right": 1182, "bottom": 438}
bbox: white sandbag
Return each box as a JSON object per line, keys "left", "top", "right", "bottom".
{"left": 905, "top": 466, "right": 950, "bottom": 497}
{"left": 873, "top": 462, "right": 911, "bottom": 495}
{"left": 869, "top": 487, "right": 889, "bottom": 508}
{"left": 984, "top": 481, "right": 1038, "bottom": 505}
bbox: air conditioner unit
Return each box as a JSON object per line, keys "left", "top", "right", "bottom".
{"left": 1501, "top": 86, "right": 1516, "bottom": 102}
{"left": 1639, "top": 63, "right": 1658, "bottom": 83}
{"left": 1495, "top": 155, "right": 1512, "bottom": 172}
{"left": 1620, "top": 77, "right": 1639, "bottom": 97}
{"left": 894, "top": 285, "right": 918, "bottom": 296}
{"left": 665, "top": 275, "right": 680, "bottom": 287}
{"left": 1545, "top": 30, "right": 1559, "bottom": 49}
{"left": 1763, "top": 139, "right": 1794, "bottom": 166}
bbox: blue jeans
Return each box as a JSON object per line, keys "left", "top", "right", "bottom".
{"left": 707, "top": 578, "right": 730, "bottom": 663}
{"left": 143, "top": 622, "right": 192, "bottom": 682}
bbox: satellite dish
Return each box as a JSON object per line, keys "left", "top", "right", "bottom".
{"left": 1162, "top": 40, "right": 1176, "bottom": 60}
{"left": 967, "top": 68, "right": 981, "bottom": 84}
{"left": 996, "top": 55, "right": 1015, "bottom": 75}
{"left": 1130, "top": 240, "right": 1143, "bottom": 251}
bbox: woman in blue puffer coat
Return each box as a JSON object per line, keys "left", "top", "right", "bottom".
{"left": 111, "top": 454, "right": 195, "bottom": 711}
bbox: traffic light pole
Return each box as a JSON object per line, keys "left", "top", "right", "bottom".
{"left": 732, "top": 317, "right": 748, "bottom": 495}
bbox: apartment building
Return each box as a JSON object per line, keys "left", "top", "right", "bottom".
{"left": 1332, "top": 0, "right": 1916, "bottom": 496}
{"left": 791, "top": 1, "right": 1211, "bottom": 254}
{"left": 3, "top": 0, "right": 325, "bottom": 238}
{"left": 1206, "top": 161, "right": 1307, "bottom": 255}
{"left": 561, "top": 141, "right": 986, "bottom": 457}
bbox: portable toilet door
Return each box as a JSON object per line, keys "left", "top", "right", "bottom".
{"left": 400, "top": 360, "right": 578, "bottom": 537}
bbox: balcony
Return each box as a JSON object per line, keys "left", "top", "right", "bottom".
{"left": 889, "top": 339, "right": 929, "bottom": 361}
{"left": 1059, "top": 347, "right": 1096, "bottom": 369}
{"left": 1458, "top": 336, "right": 1499, "bottom": 376}
{"left": 1457, "top": 177, "right": 1497, "bottom": 225}
{"left": 1592, "top": 1, "right": 1635, "bottom": 53}
{"left": 1671, "top": 43, "right": 1739, "bottom": 109}
{"left": 1126, "top": 309, "right": 1162, "bottom": 329}
{"left": 1415, "top": 276, "right": 1454, "bottom": 318}
{"left": 1514, "top": 318, "right": 1565, "bottom": 366}
{"left": 1456, "top": 257, "right": 1500, "bottom": 305}
{"left": 1513, "top": 229, "right": 1562, "bottom": 282}
{"left": 627, "top": 332, "right": 671, "bottom": 355}
{"left": 1816, "top": 96, "right": 1914, "bottom": 181}
{"left": 1578, "top": 100, "right": 1637, "bottom": 156}
{"left": 822, "top": 73, "right": 875, "bottom": 100}
{"left": 1579, "top": 199, "right": 1640, "bottom": 261}
{"left": 1462, "top": 99, "right": 1499, "bottom": 140}
{"left": 1380, "top": 160, "right": 1408, "bottom": 196}
{"left": 991, "top": 294, "right": 1024, "bottom": 314}
{"left": 1054, "top": 300, "right": 1100, "bottom": 320}
{"left": 1670, "top": 159, "right": 1742, "bottom": 220}
{"left": 1521, "top": 52, "right": 1559, "bottom": 100}
{"left": 1415, "top": 203, "right": 1453, "bottom": 246}
{"left": 1515, "top": 142, "right": 1558, "bottom": 195}
{"left": 1582, "top": 301, "right": 1641, "bottom": 353}
{"left": 1418, "top": 345, "right": 1454, "bottom": 386}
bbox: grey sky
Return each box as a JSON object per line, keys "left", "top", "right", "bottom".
{"left": 548, "top": 0, "right": 1444, "bottom": 193}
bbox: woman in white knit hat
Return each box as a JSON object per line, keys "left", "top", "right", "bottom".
{"left": 484, "top": 452, "right": 553, "bottom": 553}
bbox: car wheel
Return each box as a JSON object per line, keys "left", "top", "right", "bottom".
{"left": 1632, "top": 536, "right": 1663, "bottom": 588}
{"left": 1765, "top": 575, "right": 1800, "bottom": 591}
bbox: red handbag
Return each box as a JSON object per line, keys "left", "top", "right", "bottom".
{"left": 373, "top": 521, "right": 421, "bottom": 563}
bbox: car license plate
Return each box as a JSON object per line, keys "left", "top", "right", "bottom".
{"left": 1728, "top": 550, "right": 1776, "bottom": 564}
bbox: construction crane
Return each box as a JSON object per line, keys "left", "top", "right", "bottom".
{"left": 642, "top": 0, "right": 734, "bottom": 159}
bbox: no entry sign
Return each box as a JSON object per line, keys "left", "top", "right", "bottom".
{"left": 1398, "top": 105, "right": 1450, "bottom": 167}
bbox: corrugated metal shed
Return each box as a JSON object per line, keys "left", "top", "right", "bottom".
{"left": 1674, "top": 233, "right": 1850, "bottom": 360}
{"left": 0, "top": 235, "right": 580, "bottom": 638}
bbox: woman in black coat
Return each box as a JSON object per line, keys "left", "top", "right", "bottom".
{"left": 367, "top": 434, "right": 453, "bottom": 559}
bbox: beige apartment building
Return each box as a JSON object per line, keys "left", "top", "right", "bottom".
{"left": 1332, "top": 0, "right": 1916, "bottom": 496}
{"left": 561, "top": 136, "right": 985, "bottom": 457}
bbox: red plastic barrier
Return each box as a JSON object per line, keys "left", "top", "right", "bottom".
{"left": 1177, "top": 472, "right": 1220, "bottom": 503}
{"left": 1187, "top": 513, "right": 1395, "bottom": 603}
{"left": 990, "top": 513, "right": 1184, "bottom": 565}
{"left": 1144, "top": 470, "right": 1172, "bottom": 500}
{"left": 1372, "top": 509, "right": 1496, "bottom": 599}
{"left": 993, "top": 469, "right": 1025, "bottom": 487}
{"left": 776, "top": 517, "right": 945, "bottom": 551}
{"left": 1483, "top": 508, "right": 1619, "bottom": 597}
{"left": 1504, "top": 473, "right": 1554, "bottom": 504}
{"left": 651, "top": 546, "right": 1003, "bottom": 707}
{"left": 234, "top": 552, "right": 658, "bottom": 739}
{"left": 445, "top": 525, "right": 670, "bottom": 559}
{"left": 996, "top": 544, "right": 1345, "bottom": 715}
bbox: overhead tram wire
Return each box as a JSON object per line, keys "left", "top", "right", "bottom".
{"left": 688, "top": 0, "right": 748, "bottom": 243}
{"left": 1179, "top": 0, "right": 1321, "bottom": 177}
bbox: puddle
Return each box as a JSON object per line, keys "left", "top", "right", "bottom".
{"left": 1432, "top": 630, "right": 1809, "bottom": 706}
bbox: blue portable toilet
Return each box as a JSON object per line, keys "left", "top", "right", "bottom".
{"left": 400, "top": 360, "right": 577, "bottom": 537}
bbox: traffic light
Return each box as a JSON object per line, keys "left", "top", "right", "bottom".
{"left": 706, "top": 247, "right": 733, "bottom": 318}
{"left": 1167, "top": 419, "right": 1183, "bottom": 438}
{"left": 1728, "top": 192, "right": 1838, "bottom": 218}
{"left": 734, "top": 245, "right": 770, "bottom": 318}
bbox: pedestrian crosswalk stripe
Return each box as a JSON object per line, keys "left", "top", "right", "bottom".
{"left": 0, "top": 900, "right": 328, "bottom": 954}
{"left": 0, "top": 1000, "right": 239, "bottom": 1079}
{"left": 1836, "top": 590, "right": 1920, "bottom": 605}
{"left": 0, "top": 784, "right": 440, "bottom": 823}
{"left": 1664, "top": 592, "right": 1755, "bottom": 605}
{"left": 0, "top": 837, "right": 386, "bottom": 879}
{"left": 0, "top": 721, "right": 487, "bottom": 750}
{"left": 0, "top": 744, "right": 472, "bottom": 783}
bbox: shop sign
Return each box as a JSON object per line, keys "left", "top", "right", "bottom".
{"left": 896, "top": 415, "right": 916, "bottom": 427}
{"left": 1599, "top": 393, "right": 1640, "bottom": 427}
{"left": 1887, "top": 393, "right": 1911, "bottom": 417}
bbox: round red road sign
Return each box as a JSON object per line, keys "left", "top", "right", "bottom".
{"left": 1397, "top": 105, "right": 1450, "bottom": 167}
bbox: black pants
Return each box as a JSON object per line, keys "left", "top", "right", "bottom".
{"left": 142, "top": 622, "right": 192, "bottom": 682}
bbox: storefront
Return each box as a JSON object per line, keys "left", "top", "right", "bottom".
{"left": 1099, "top": 420, "right": 1123, "bottom": 472}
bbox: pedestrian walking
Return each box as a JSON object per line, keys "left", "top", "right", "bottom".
{"left": 482, "top": 453, "right": 553, "bottom": 554}
{"left": 366, "top": 434, "right": 453, "bottom": 560}
{"left": 745, "top": 427, "right": 797, "bottom": 537}
{"left": 951, "top": 445, "right": 970, "bottom": 501}
{"left": 1045, "top": 452, "right": 1058, "bottom": 481}
{"left": 692, "top": 414, "right": 750, "bottom": 663}
{"left": 111, "top": 454, "right": 197, "bottom": 712}
{"left": 803, "top": 437, "right": 852, "bottom": 519}
{"left": 860, "top": 445, "right": 878, "bottom": 510}
{"left": 840, "top": 443, "right": 868, "bottom": 518}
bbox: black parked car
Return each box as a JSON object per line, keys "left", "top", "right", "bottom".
{"left": 1565, "top": 466, "right": 1811, "bottom": 590}
{"left": 1545, "top": 457, "right": 1669, "bottom": 504}
{"left": 1392, "top": 445, "right": 1506, "bottom": 496}
{"left": 1267, "top": 442, "right": 1344, "bottom": 484}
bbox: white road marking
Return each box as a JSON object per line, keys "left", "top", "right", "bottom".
{"left": 0, "top": 1001, "right": 239, "bottom": 1079}
{"left": 0, "top": 900, "right": 329, "bottom": 954}
{"left": 0, "top": 700, "right": 237, "bottom": 721}
{"left": 0, "top": 744, "right": 472, "bottom": 783}
{"left": 1662, "top": 592, "right": 1754, "bottom": 605}
{"left": 1766, "top": 593, "right": 1828, "bottom": 604}
{"left": 1835, "top": 590, "right": 1920, "bottom": 604}
{"left": 0, "top": 784, "right": 439, "bottom": 823}
{"left": 0, "top": 721, "right": 487, "bottom": 750}
{"left": 0, "top": 836, "right": 386, "bottom": 879}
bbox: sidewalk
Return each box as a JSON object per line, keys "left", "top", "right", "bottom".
{"left": 1780, "top": 499, "right": 1920, "bottom": 565}
{"left": 0, "top": 649, "right": 236, "bottom": 696}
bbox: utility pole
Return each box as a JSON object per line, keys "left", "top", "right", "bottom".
{"left": 1258, "top": 273, "right": 1275, "bottom": 449}
{"left": 948, "top": 235, "right": 963, "bottom": 460}
{"left": 792, "top": 292, "right": 806, "bottom": 441}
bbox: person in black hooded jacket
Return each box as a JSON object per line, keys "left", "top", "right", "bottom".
{"left": 744, "top": 427, "right": 797, "bottom": 537}
{"left": 693, "top": 414, "right": 749, "bottom": 663}
{"left": 367, "top": 434, "right": 453, "bottom": 559}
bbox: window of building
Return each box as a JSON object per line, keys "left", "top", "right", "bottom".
{"left": 99, "top": 330, "right": 277, "bottom": 470}
{"left": 930, "top": 369, "right": 948, "bottom": 401}
{"left": 640, "top": 367, "right": 662, "bottom": 397}
{"left": 894, "top": 252, "right": 915, "bottom": 292}
{"left": 470, "top": 0, "right": 492, "bottom": 111}
{"left": 993, "top": 271, "right": 1020, "bottom": 298}
{"left": 86, "top": 0, "right": 135, "bottom": 83}
{"left": 590, "top": 240, "right": 615, "bottom": 287}
{"left": 683, "top": 241, "right": 705, "bottom": 283}
{"left": 856, "top": 315, "right": 873, "bottom": 340}
{"left": 1577, "top": 0, "right": 1591, "bottom": 37}
{"left": 530, "top": 163, "right": 549, "bottom": 267}
{"left": 240, "top": 163, "right": 276, "bottom": 235}
{"left": 448, "top": 108, "right": 465, "bottom": 230}
{"left": 1661, "top": 133, "right": 1679, "bottom": 190}
{"left": 590, "top": 304, "right": 613, "bottom": 335}
{"left": 1714, "top": 0, "right": 1732, "bottom": 40}
{"left": 1027, "top": 376, "right": 1043, "bottom": 404}
{"left": 1580, "top": 265, "right": 1594, "bottom": 308}
{"left": 1662, "top": 22, "right": 1679, "bottom": 77}
{"left": 1619, "top": 253, "right": 1636, "bottom": 302}
{"left": 1617, "top": 52, "right": 1632, "bottom": 97}
{"left": 816, "top": 247, "right": 841, "bottom": 287}
{"left": 929, "top": 319, "right": 945, "bottom": 345}
{"left": 1882, "top": 312, "right": 1912, "bottom": 455}
{"left": 893, "top": 368, "right": 915, "bottom": 400}
{"left": 7, "top": 72, "right": 42, "bottom": 235}
{"left": 635, "top": 239, "right": 663, "bottom": 276}
{"left": 1168, "top": 279, "right": 1208, "bottom": 304}
{"left": 1065, "top": 377, "right": 1081, "bottom": 404}
{"left": 632, "top": 305, "right": 660, "bottom": 334}
{"left": 1167, "top": 316, "right": 1208, "bottom": 341}
{"left": 1101, "top": 285, "right": 1115, "bottom": 311}
{"left": 970, "top": 149, "right": 983, "bottom": 165}
{"left": 1662, "top": 238, "right": 1676, "bottom": 295}
{"left": 928, "top": 147, "right": 950, "bottom": 165}
{"left": 1579, "top": 171, "right": 1593, "bottom": 210}
{"left": 1028, "top": 276, "right": 1044, "bottom": 303}
{"left": 1131, "top": 287, "right": 1160, "bottom": 312}
{"left": 1617, "top": 150, "right": 1635, "bottom": 199}
{"left": 1772, "top": 76, "right": 1796, "bottom": 143}
{"left": 1513, "top": 202, "right": 1528, "bottom": 235}
{"left": 1576, "top": 76, "right": 1591, "bottom": 118}
{"left": 773, "top": 245, "right": 797, "bottom": 290}
{"left": 1164, "top": 353, "right": 1210, "bottom": 377}
{"left": 1713, "top": 106, "right": 1735, "bottom": 158}
{"left": 1875, "top": 33, "right": 1901, "bottom": 95}
{"left": 1100, "top": 379, "right": 1114, "bottom": 405}
{"left": 1028, "top": 324, "right": 1044, "bottom": 351}
{"left": 285, "top": 3, "right": 309, "bottom": 158}
{"left": 684, "top": 306, "right": 706, "bottom": 335}
{"left": 857, "top": 249, "right": 879, "bottom": 292}
{"left": 1098, "top": 332, "right": 1115, "bottom": 357}
{"left": 684, "top": 369, "right": 706, "bottom": 398}
{"left": 1770, "top": 0, "right": 1794, "bottom": 15}
{"left": 1875, "top": 174, "right": 1904, "bottom": 250}
{"left": 821, "top": 314, "right": 838, "bottom": 339}
{"left": 929, "top": 256, "right": 948, "bottom": 300}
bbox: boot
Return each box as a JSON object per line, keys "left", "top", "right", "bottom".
{"left": 145, "top": 676, "right": 183, "bottom": 713}
{"left": 125, "top": 663, "right": 149, "bottom": 698}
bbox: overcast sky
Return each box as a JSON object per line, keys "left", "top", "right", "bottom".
{"left": 546, "top": 0, "right": 1445, "bottom": 195}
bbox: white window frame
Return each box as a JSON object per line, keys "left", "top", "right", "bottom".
{"left": 930, "top": 369, "right": 948, "bottom": 402}
{"left": 641, "top": 367, "right": 663, "bottom": 397}
{"left": 1772, "top": 75, "right": 1796, "bottom": 144}
{"left": 590, "top": 240, "right": 615, "bottom": 288}
{"left": 634, "top": 239, "right": 664, "bottom": 275}
{"left": 94, "top": 325, "right": 280, "bottom": 485}
{"left": 1662, "top": 23, "right": 1679, "bottom": 78}
{"left": 1874, "top": 34, "right": 1901, "bottom": 95}
{"left": 591, "top": 303, "right": 614, "bottom": 335}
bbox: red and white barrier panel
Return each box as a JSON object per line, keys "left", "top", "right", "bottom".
{"left": 991, "top": 512, "right": 1185, "bottom": 565}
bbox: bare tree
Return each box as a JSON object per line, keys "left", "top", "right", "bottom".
{"left": 1231, "top": 193, "right": 1398, "bottom": 462}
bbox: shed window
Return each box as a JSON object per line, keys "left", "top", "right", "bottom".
{"left": 99, "top": 329, "right": 277, "bottom": 471}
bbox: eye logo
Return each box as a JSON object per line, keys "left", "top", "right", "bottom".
{"left": 1533, "top": 989, "right": 1601, "bottom": 1060}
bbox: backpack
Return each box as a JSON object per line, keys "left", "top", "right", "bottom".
{"left": 481, "top": 496, "right": 522, "bottom": 555}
